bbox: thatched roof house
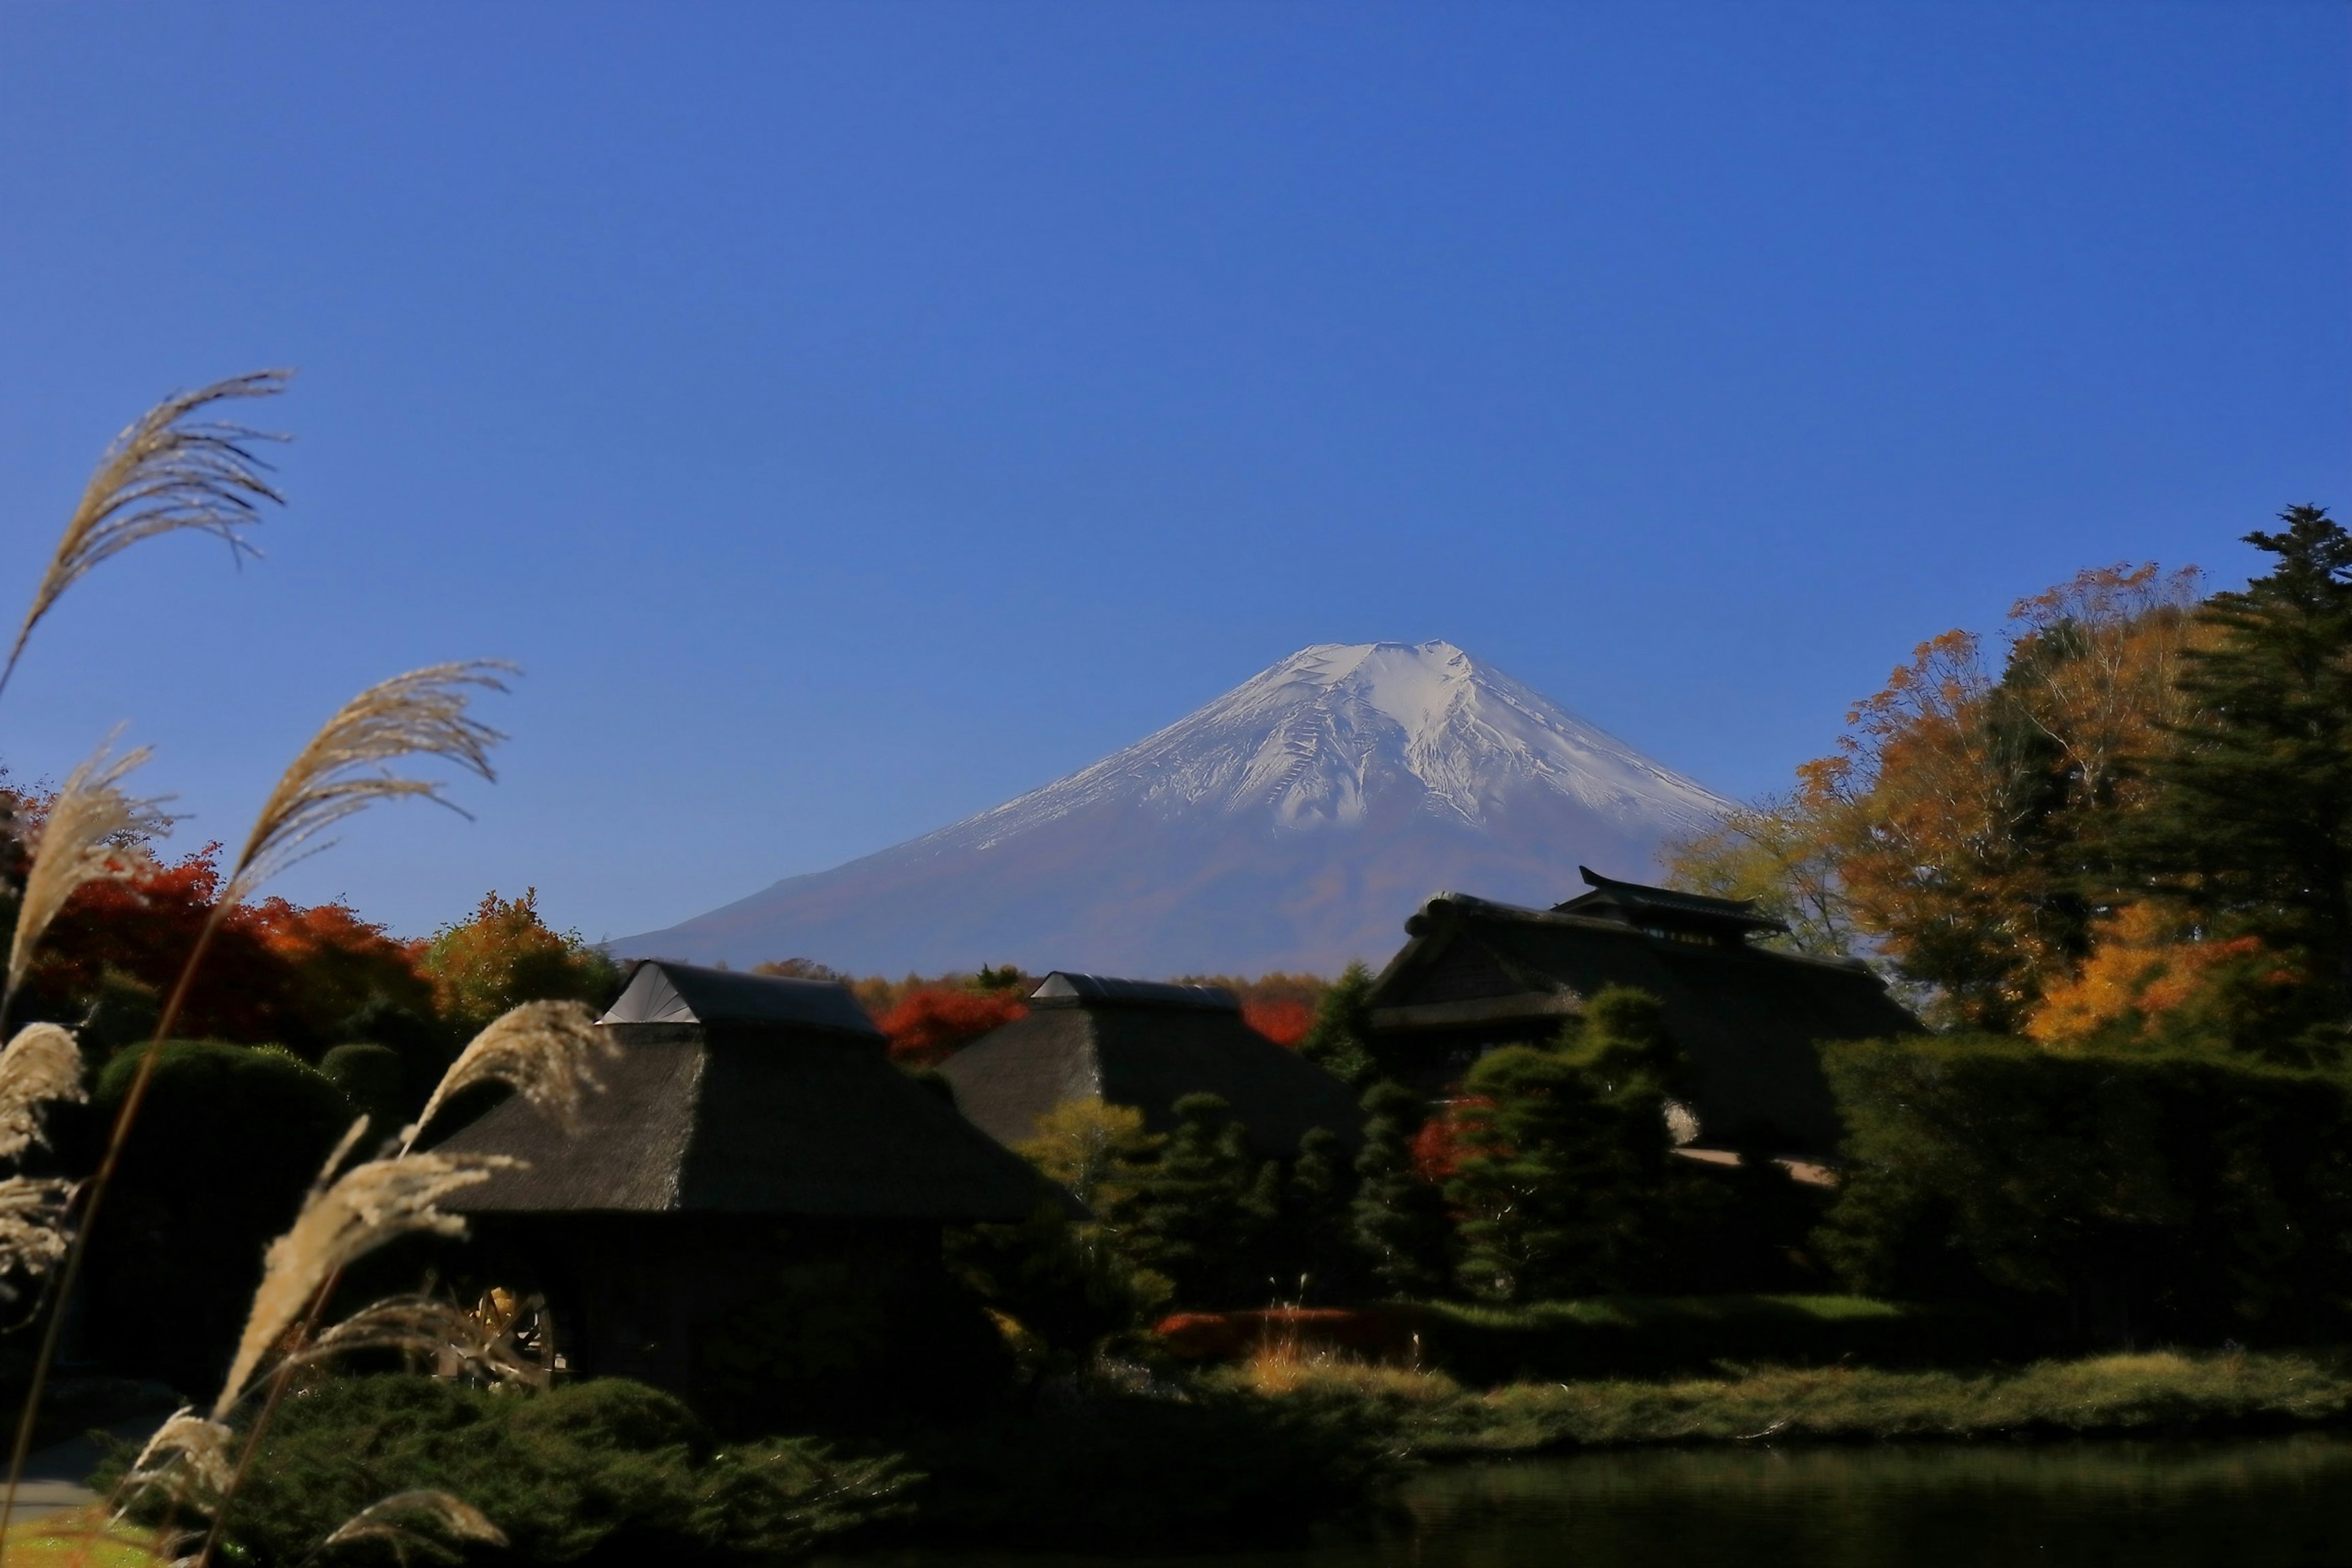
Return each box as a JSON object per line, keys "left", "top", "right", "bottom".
{"left": 940, "top": 971, "right": 1364, "bottom": 1158}
{"left": 1366, "top": 869, "right": 1921, "bottom": 1155}
{"left": 439, "top": 959, "right": 1055, "bottom": 1220}
{"left": 429, "top": 962, "right": 1067, "bottom": 1420}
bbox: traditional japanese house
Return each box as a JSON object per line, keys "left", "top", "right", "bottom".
{"left": 940, "top": 971, "right": 1365, "bottom": 1158}
{"left": 1365, "top": 869, "right": 1921, "bottom": 1155}
{"left": 429, "top": 960, "right": 1068, "bottom": 1427}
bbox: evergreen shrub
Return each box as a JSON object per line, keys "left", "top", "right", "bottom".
{"left": 162, "top": 1374, "right": 913, "bottom": 1565}
{"left": 1820, "top": 1035, "right": 2352, "bottom": 1342}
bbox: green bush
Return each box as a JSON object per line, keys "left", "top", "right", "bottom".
{"left": 1819, "top": 1035, "right": 2352, "bottom": 1342}
{"left": 83, "top": 1041, "right": 355, "bottom": 1396}
{"left": 320, "top": 1042, "right": 409, "bottom": 1145}
{"left": 194, "top": 1375, "right": 912, "bottom": 1564}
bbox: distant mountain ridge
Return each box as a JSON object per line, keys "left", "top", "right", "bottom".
{"left": 617, "top": 641, "right": 1731, "bottom": 976}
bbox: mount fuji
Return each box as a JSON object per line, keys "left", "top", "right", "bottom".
{"left": 617, "top": 641, "right": 1731, "bottom": 976}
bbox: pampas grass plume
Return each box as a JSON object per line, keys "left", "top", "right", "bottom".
{"left": 2, "top": 372, "right": 288, "bottom": 701}
{"left": 0, "top": 1175, "right": 75, "bottom": 1286}
{"left": 224, "top": 662, "right": 511, "bottom": 907}
{"left": 303, "top": 1294, "right": 541, "bottom": 1387}
{"left": 0, "top": 1023, "right": 85, "bottom": 1164}
{"left": 5, "top": 737, "right": 169, "bottom": 1006}
{"left": 322, "top": 1489, "right": 508, "bottom": 1559}
{"left": 124, "top": 1409, "right": 237, "bottom": 1503}
{"left": 214, "top": 1128, "right": 516, "bottom": 1416}
{"left": 405, "top": 999, "right": 612, "bottom": 1152}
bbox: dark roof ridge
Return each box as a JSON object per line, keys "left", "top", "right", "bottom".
{"left": 603, "top": 960, "right": 881, "bottom": 1037}
{"left": 1556, "top": 866, "right": 1788, "bottom": 932}
{"left": 1031, "top": 971, "right": 1240, "bottom": 1012}
{"left": 1404, "top": 892, "right": 1876, "bottom": 976}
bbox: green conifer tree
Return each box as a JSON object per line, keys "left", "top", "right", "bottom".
{"left": 1298, "top": 962, "right": 1379, "bottom": 1085}
{"left": 1126, "top": 1092, "right": 1273, "bottom": 1306}
{"left": 1446, "top": 987, "right": 1687, "bottom": 1300}
{"left": 2136, "top": 505, "right": 2352, "bottom": 1052}
{"left": 1349, "top": 1080, "right": 1453, "bottom": 1296}
{"left": 1278, "top": 1125, "right": 1357, "bottom": 1300}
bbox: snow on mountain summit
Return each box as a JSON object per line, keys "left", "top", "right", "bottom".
{"left": 920, "top": 639, "right": 1727, "bottom": 853}
{"left": 618, "top": 641, "right": 1732, "bottom": 975}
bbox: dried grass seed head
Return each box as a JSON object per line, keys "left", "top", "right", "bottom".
{"left": 215, "top": 1144, "right": 516, "bottom": 1416}
{"left": 0, "top": 1174, "right": 75, "bottom": 1288}
{"left": 4, "top": 371, "right": 288, "bottom": 700}
{"left": 322, "top": 1490, "right": 507, "bottom": 1564}
{"left": 225, "top": 661, "right": 511, "bottom": 907}
{"left": 6, "top": 736, "right": 171, "bottom": 1005}
{"left": 0, "top": 1022, "right": 85, "bottom": 1163}
{"left": 124, "top": 1408, "right": 236, "bottom": 1504}
{"left": 303, "top": 1294, "right": 541, "bottom": 1387}
{"left": 405, "top": 999, "right": 612, "bottom": 1152}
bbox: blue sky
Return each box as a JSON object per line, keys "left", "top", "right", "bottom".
{"left": 1, "top": 2, "right": 2345, "bottom": 944}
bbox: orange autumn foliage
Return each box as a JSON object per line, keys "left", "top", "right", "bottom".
{"left": 1675, "top": 563, "right": 2207, "bottom": 1030}
{"left": 2027, "top": 903, "right": 2271, "bottom": 1050}
{"left": 878, "top": 987, "right": 1028, "bottom": 1066}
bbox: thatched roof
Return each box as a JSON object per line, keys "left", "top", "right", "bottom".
{"left": 437, "top": 962, "right": 1061, "bottom": 1221}
{"left": 1368, "top": 884, "right": 1922, "bottom": 1155}
{"left": 940, "top": 971, "right": 1363, "bottom": 1158}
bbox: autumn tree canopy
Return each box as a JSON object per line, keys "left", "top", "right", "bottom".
{"left": 1672, "top": 562, "right": 2206, "bottom": 1032}
{"left": 420, "top": 888, "right": 623, "bottom": 1037}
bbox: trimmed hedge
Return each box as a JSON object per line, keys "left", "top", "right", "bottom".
{"left": 1819, "top": 1036, "right": 2352, "bottom": 1343}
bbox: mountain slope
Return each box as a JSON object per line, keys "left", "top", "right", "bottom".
{"left": 617, "top": 641, "right": 1730, "bottom": 975}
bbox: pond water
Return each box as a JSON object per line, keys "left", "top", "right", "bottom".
{"left": 836, "top": 1435, "right": 2352, "bottom": 1568}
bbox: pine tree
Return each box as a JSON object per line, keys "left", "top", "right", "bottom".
{"left": 1126, "top": 1092, "right": 1273, "bottom": 1307}
{"left": 2138, "top": 505, "right": 2352, "bottom": 1047}
{"left": 1298, "top": 961, "right": 1378, "bottom": 1086}
{"left": 1349, "top": 1080, "right": 1453, "bottom": 1296}
{"left": 1278, "top": 1125, "right": 1357, "bottom": 1301}
{"left": 1446, "top": 987, "right": 1687, "bottom": 1300}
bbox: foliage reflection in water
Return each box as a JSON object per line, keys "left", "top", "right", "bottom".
{"left": 827, "top": 1434, "right": 2352, "bottom": 1568}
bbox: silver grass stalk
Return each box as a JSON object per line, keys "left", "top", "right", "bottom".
{"left": 0, "top": 1023, "right": 85, "bottom": 1164}
{"left": 301, "top": 1294, "right": 541, "bottom": 1386}
{"left": 0, "top": 372, "right": 289, "bottom": 704}
{"left": 0, "top": 1176, "right": 74, "bottom": 1288}
{"left": 5, "top": 736, "right": 170, "bottom": 1008}
{"left": 214, "top": 1136, "right": 517, "bottom": 1416}
{"left": 321, "top": 1490, "right": 507, "bottom": 1563}
{"left": 221, "top": 662, "right": 510, "bottom": 908}
{"left": 121, "top": 1409, "right": 236, "bottom": 1504}
{"left": 404, "top": 1000, "right": 612, "bottom": 1153}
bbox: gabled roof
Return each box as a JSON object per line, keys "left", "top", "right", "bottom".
{"left": 941, "top": 973, "right": 1362, "bottom": 1158}
{"left": 438, "top": 963, "right": 1062, "bottom": 1221}
{"left": 1030, "top": 972, "right": 1238, "bottom": 1011}
{"left": 1550, "top": 867, "right": 1787, "bottom": 940}
{"left": 1369, "top": 892, "right": 1919, "bottom": 1155}
{"left": 601, "top": 959, "right": 877, "bottom": 1036}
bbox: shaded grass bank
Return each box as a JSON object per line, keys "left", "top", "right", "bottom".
{"left": 1226, "top": 1347, "right": 2352, "bottom": 1456}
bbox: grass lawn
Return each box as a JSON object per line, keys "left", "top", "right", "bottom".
{"left": 1, "top": 1509, "right": 162, "bottom": 1566}
{"left": 1224, "top": 1346, "right": 2352, "bottom": 1455}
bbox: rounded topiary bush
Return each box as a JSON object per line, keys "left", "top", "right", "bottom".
{"left": 85, "top": 1041, "right": 354, "bottom": 1397}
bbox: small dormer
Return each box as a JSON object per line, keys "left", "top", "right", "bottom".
{"left": 1551, "top": 866, "right": 1786, "bottom": 948}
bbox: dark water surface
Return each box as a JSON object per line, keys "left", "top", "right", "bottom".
{"left": 832, "top": 1436, "right": 2352, "bottom": 1568}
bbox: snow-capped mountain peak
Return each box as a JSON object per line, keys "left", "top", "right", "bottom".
{"left": 618, "top": 641, "right": 1730, "bottom": 976}
{"left": 932, "top": 639, "right": 1726, "bottom": 851}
